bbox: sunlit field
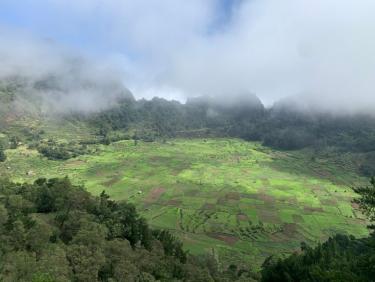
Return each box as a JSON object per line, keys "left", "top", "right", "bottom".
{"left": 1, "top": 138, "right": 368, "bottom": 267}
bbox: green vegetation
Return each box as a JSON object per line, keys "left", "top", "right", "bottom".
{"left": 35, "top": 140, "right": 92, "bottom": 161}
{"left": 261, "top": 178, "right": 375, "bottom": 282}
{"left": 0, "top": 138, "right": 368, "bottom": 267}
{"left": 261, "top": 233, "right": 375, "bottom": 281}
{"left": 2, "top": 78, "right": 375, "bottom": 280}
{"left": 3, "top": 78, "right": 375, "bottom": 175}
{"left": 89, "top": 95, "right": 375, "bottom": 153}
{"left": 0, "top": 147, "right": 6, "bottom": 162}
{"left": 0, "top": 177, "right": 256, "bottom": 281}
{"left": 87, "top": 95, "right": 375, "bottom": 177}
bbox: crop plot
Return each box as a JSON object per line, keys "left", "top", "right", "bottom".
{"left": 0, "top": 138, "right": 369, "bottom": 267}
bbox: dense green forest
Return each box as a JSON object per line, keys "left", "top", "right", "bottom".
{"left": 0, "top": 177, "right": 257, "bottom": 281}
{"left": 1, "top": 176, "right": 375, "bottom": 281}
{"left": 87, "top": 92, "right": 375, "bottom": 154}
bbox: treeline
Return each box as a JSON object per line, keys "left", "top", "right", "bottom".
{"left": 89, "top": 94, "right": 375, "bottom": 150}
{"left": 0, "top": 177, "right": 256, "bottom": 282}
{"left": 261, "top": 234, "right": 375, "bottom": 282}
{"left": 86, "top": 95, "right": 375, "bottom": 177}
{"left": 90, "top": 95, "right": 266, "bottom": 142}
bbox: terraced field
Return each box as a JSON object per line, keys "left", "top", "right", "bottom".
{"left": 0, "top": 138, "right": 368, "bottom": 267}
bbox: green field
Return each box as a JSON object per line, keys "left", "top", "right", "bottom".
{"left": 0, "top": 138, "right": 368, "bottom": 267}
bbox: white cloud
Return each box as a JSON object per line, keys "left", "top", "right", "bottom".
{"left": 162, "top": 0, "right": 375, "bottom": 112}
{"left": 0, "top": 28, "right": 131, "bottom": 113}
{"left": 1, "top": 0, "right": 375, "bottom": 112}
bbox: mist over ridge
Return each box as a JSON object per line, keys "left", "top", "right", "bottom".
{"left": 0, "top": 0, "right": 375, "bottom": 114}
{"left": 0, "top": 31, "right": 133, "bottom": 114}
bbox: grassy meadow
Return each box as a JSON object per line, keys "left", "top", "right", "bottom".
{"left": 0, "top": 138, "right": 369, "bottom": 267}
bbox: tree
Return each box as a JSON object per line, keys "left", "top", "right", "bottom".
{"left": 353, "top": 177, "right": 375, "bottom": 229}
{"left": 0, "top": 177, "right": 247, "bottom": 281}
{"left": 72, "top": 220, "right": 108, "bottom": 250}
{"left": 26, "top": 220, "right": 53, "bottom": 255}
{"left": 1, "top": 251, "right": 38, "bottom": 281}
{"left": 66, "top": 244, "right": 106, "bottom": 282}
{"left": 9, "top": 220, "right": 27, "bottom": 250}
{"left": 36, "top": 245, "right": 72, "bottom": 282}
{"left": 0, "top": 204, "right": 8, "bottom": 225}
{"left": 152, "top": 230, "right": 187, "bottom": 263}
{"left": 112, "top": 259, "right": 140, "bottom": 282}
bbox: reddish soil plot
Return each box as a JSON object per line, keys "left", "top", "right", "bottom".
{"left": 321, "top": 199, "right": 337, "bottom": 205}
{"left": 207, "top": 233, "right": 239, "bottom": 245}
{"left": 269, "top": 232, "right": 292, "bottom": 243}
{"left": 282, "top": 223, "right": 298, "bottom": 237}
{"left": 145, "top": 187, "right": 166, "bottom": 203}
{"left": 184, "top": 190, "right": 199, "bottom": 196}
{"left": 166, "top": 199, "right": 182, "bottom": 206}
{"left": 303, "top": 206, "right": 324, "bottom": 213}
{"left": 216, "top": 197, "right": 238, "bottom": 206}
{"left": 240, "top": 193, "right": 257, "bottom": 199}
{"left": 258, "top": 210, "right": 282, "bottom": 224}
{"left": 351, "top": 202, "right": 360, "bottom": 209}
{"left": 237, "top": 214, "right": 248, "bottom": 221}
{"left": 102, "top": 175, "right": 121, "bottom": 187}
{"left": 270, "top": 224, "right": 300, "bottom": 243}
{"left": 149, "top": 156, "right": 163, "bottom": 162}
{"left": 171, "top": 170, "right": 181, "bottom": 176}
{"left": 280, "top": 197, "right": 298, "bottom": 205}
{"left": 257, "top": 194, "right": 276, "bottom": 204}
{"left": 225, "top": 192, "right": 240, "bottom": 201}
{"left": 292, "top": 214, "right": 304, "bottom": 223}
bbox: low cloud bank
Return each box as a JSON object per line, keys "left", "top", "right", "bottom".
{"left": 0, "top": 29, "right": 131, "bottom": 113}
{"left": 1, "top": 0, "right": 375, "bottom": 114}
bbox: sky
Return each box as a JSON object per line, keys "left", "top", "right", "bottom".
{"left": 0, "top": 0, "right": 374, "bottom": 112}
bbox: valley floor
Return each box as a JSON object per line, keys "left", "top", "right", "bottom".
{"left": 0, "top": 138, "right": 368, "bottom": 267}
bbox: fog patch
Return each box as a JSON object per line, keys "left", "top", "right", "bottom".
{"left": 0, "top": 29, "right": 132, "bottom": 114}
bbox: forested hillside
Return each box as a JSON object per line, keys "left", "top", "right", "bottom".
{"left": 88, "top": 90, "right": 375, "bottom": 177}
{"left": 0, "top": 177, "right": 257, "bottom": 281}
{"left": 3, "top": 76, "right": 375, "bottom": 153}
{"left": 91, "top": 94, "right": 375, "bottom": 152}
